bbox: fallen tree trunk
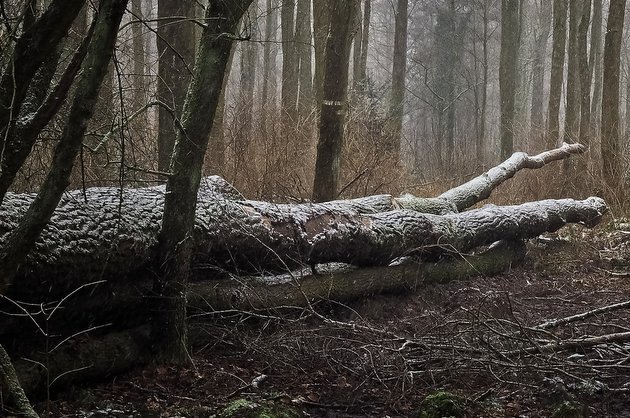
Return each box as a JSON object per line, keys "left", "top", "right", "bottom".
{"left": 6, "top": 241, "right": 525, "bottom": 396}
{"left": 0, "top": 143, "right": 603, "bottom": 298}
{"left": 0, "top": 144, "right": 608, "bottom": 396}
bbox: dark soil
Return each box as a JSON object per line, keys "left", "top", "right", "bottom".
{"left": 37, "top": 225, "right": 630, "bottom": 417}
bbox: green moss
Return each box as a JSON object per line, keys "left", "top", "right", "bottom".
{"left": 217, "top": 398, "right": 301, "bottom": 418}
{"left": 550, "top": 401, "right": 587, "bottom": 418}
{"left": 418, "top": 391, "right": 465, "bottom": 418}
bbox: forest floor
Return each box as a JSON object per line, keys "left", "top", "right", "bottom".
{"left": 43, "top": 221, "right": 630, "bottom": 418}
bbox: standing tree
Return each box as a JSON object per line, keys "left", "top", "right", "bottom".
{"left": 156, "top": 0, "right": 196, "bottom": 172}
{"left": 600, "top": 0, "right": 626, "bottom": 203}
{"left": 562, "top": 0, "right": 582, "bottom": 144}
{"left": 153, "top": 0, "right": 253, "bottom": 364}
{"left": 547, "top": 0, "right": 568, "bottom": 148}
{"left": 296, "top": 0, "right": 314, "bottom": 115}
{"left": 530, "top": 0, "right": 552, "bottom": 148}
{"left": 281, "top": 0, "right": 299, "bottom": 119}
{"left": 312, "top": 0, "right": 358, "bottom": 202}
{"left": 499, "top": 0, "right": 520, "bottom": 159}
{"left": 590, "top": 0, "right": 603, "bottom": 133}
{"left": 389, "top": 0, "right": 408, "bottom": 159}
{"left": 577, "top": 0, "right": 592, "bottom": 148}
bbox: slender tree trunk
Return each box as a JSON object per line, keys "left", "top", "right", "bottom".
{"left": 547, "top": 0, "right": 568, "bottom": 148}
{"left": 156, "top": 0, "right": 196, "bottom": 172}
{"left": 132, "top": 0, "right": 146, "bottom": 111}
{"left": 530, "top": 0, "right": 551, "bottom": 149}
{"left": 389, "top": 0, "right": 408, "bottom": 159}
{"left": 281, "top": 0, "right": 298, "bottom": 119}
{"left": 499, "top": 0, "right": 520, "bottom": 159}
{"left": 600, "top": 0, "right": 626, "bottom": 203}
{"left": 154, "top": 0, "right": 253, "bottom": 364}
{"left": 476, "top": 0, "right": 489, "bottom": 164}
{"left": 296, "top": 0, "right": 313, "bottom": 116}
{"left": 238, "top": 3, "right": 258, "bottom": 146}
{"left": 313, "top": 0, "right": 330, "bottom": 106}
{"left": 358, "top": 0, "right": 370, "bottom": 88}
{"left": 577, "top": 0, "right": 592, "bottom": 149}
{"left": 562, "top": 0, "right": 582, "bottom": 144}
{"left": 590, "top": 0, "right": 603, "bottom": 134}
{"left": 352, "top": 3, "right": 363, "bottom": 90}
{"left": 312, "top": 0, "right": 358, "bottom": 202}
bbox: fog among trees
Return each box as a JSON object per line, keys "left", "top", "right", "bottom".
{"left": 0, "top": 1, "right": 628, "bottom": 416}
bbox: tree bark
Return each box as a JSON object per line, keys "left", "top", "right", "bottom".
{"left": 0, "top": 143, "right": 595, "bottom": 295}
{"left": 601, "top": 0, "right": 626, "bottom": 203}
{"left": 589, "top": 0, "right": 603, "bottom": 133}
{"left": 296, "top": 0, "right": 313, "bottom": 115}
{"left": 530, "top": 0, "right": 552, "bottom": 148}
{"left": 313, "top": 0, "right": 330, "bottom": 106}
{"left": 562, "top": 0, "right": 582, "bottom": 144}
{"left": 154, "top": 0, "right": 254, "bottom": 364}
{"left": 262, "top": 0, "right": 278, "bottom": 109}
{"left": 156, "top": 0, "right": 196, "bottom": 172}
{"left": 0, "top": 0, "right": 129, "bottom": 295}
{"left": 281, "top": 0, "right": 299, "bottom": 119}
{"left": 499, "top": 0, "right": 520, "bottom": 159}
{"left": 0, "top": 344, "right": 38, "bottom": 418}
{"left": 312, "top": 0, "right": 358, "bottom": 202}
{"left": 389, "top": 0, "right": 408, "bottom": 158}
{"left": 577, "top": 0, "right": 592, "bottom": 165}
{"left": 547, "top": 0, "right": 567, "bottom": 148}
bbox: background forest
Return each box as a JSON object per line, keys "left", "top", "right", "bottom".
{"left": 1, "top": 0, "right": 630, "bottom": 417}
{"left": 2, "top": 0, "right": 628, "bottom": 205}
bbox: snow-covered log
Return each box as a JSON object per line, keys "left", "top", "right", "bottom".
{"left": 0, "top": 144, "right": 604, "bottom": 297}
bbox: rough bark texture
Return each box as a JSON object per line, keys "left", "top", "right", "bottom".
{"left": 0, "top": 344, "right": 38, "bottom": 417}
{"left": 312, "top": 0, "right": 358, "bottom": 202}
{"left": 156, "top": 0, "right": 196, "bottom": 172}
{"left": 0, "top": 0, "right": 129, "bottom": 295}
{"left": 154, "top": 0, "right": 254, "bottom": 364}
{"left": 0, "top": 144, "right": 599, "bottom": 297}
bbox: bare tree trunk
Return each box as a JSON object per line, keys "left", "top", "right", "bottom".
{"left": 499, "top": 0, "right": 520, "bottom": 159}
{"left": 156, "top": 0, "right": 196, "bottom": 172}
{"left": 296, "top": 0, "right": 313, "bottom": 115}
{"left": 547, "top": 0, "right": 567, "bottom": 148}
{"left": 237, "top": 3, "right": 258, "bottom": 165}
{"left": 577, "top": 0, "right": 592, "bottom": 152}
{"left": 389, "top": 0, "right": 408, "bottom": 159}
{"left": 352, "top": 3, "right": 363, "bottom": 90}
{"left": 0, "top": 345, "right": 37, "bottom": 418}
{"left": 590, "top": 0, "right": 603, "bottom": 134}
{"left": 313, "top": 0, "right": 330, "bottom": 106}
{"left": 601, "top": 0, "right": 626, "bottom": 204}
{"left": 132, "top": 0, "right": 146, "bottom": 112}
{"left": 281, "top": 0, "right": 298, "bottom": 119}
{"left": 530, "top": 0, "right": 551, "bottom": 149}
{"left": 154, "top": 0, "right": 253, "bottom": 364}
{"left": 312, "top": 0, "right": 358, "bottom": 202}
{"left": 358, "top": 0, "right": 370, "bottom": 88}
{"left": 562, "top": 0, "right": 582, "bottom": 144}
{"left": 261, "top": 0, "right": 278, "bottom": 107}
{"left": 475, "top": 0, "right": 489, "bottom": 164}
